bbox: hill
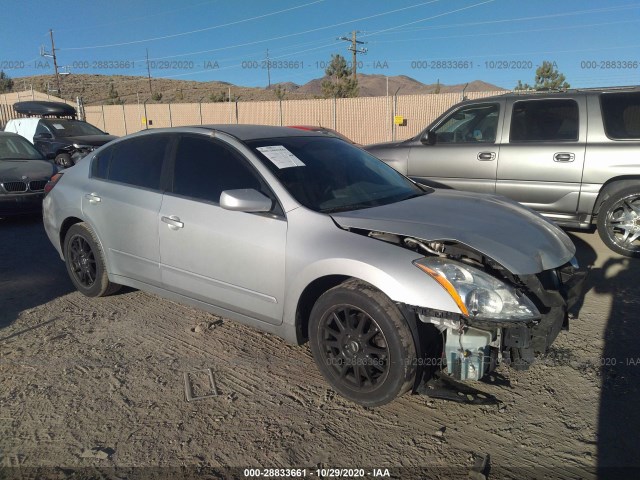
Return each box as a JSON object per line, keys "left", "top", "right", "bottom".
{"left": 9, "top": 73, "right": 505, "bottom": 105}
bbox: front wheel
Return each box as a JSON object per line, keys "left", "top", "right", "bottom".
{"left": 55, "top": 153, "right": 73, "bottom": 168}
{"left": 309, "top": 279, "right": 417, "bottom": 407}
{"left": 597, "top": 186, "right": 640, "bottom": 257}
{"left": 63, "top": 222, "right": 121, "bottom": 297}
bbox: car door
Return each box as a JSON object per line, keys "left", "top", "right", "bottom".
{"left": 158, "top": 134, "right": 287, "bottom": 326}
{"left": 82, "top": 133, "right": 172, "bottom": 287}
{"left": 407, "top": 100, "right": 504, "bottom": 193}
{"left": 33, "top": 121, "right": 55, "bottom": 158}
{"left": 496, "top": 97, "right": 587, "bottom": 214}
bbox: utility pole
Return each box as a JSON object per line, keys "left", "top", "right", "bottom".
{"left": 266, "top": 49, "right": 271, "bottom": 88}
{"left": 41, "top": 29, "right": 61, "bottom": 94}
{"left": 146, "top": 49, "right": 153, "bottom": 95}
{"left": 338, "top": 30, "right": 367, "bottom": 80}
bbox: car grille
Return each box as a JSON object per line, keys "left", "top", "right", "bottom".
{"left": 29, "top": 180, "right": 47, "bottom": 191}
{"left": 2, "top": 181, "right": 27, "bottom": 192}
{"left": 1, "top": 181, "right": 48, "bottom": 193}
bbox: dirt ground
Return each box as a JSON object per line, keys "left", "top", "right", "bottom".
{"left": 1, "top": 214, "right": 639, "bottom": 480}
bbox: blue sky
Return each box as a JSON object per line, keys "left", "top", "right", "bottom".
{"left": 2, "top": 0, "right": 639, "bottom": 90}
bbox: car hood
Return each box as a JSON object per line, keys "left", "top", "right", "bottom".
{"left": 63, "top": 135, "right": 118, "bottom": 146}
{"left": 364, "top": 139, "right": 411, "bottom": 150}
{"left": 330, "top": 190, "right": 576, "bottom": 275}
{"left": 0, "top": 159, "right": 55, "bottom": 180}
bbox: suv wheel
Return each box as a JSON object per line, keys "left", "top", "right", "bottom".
{"left": 597, "top": 186, "right": 640, "bottom": 257}
{"left": 308, "top": 279, "right": 417, "bottom": 407}
{"left": 63, "top": 223, "right": 121, "bottom": 296}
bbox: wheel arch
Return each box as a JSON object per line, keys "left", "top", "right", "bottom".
{"left": 294, "top": 274, "right": 350, "bottom": 344}
{"left": 593, "top": 176, "right": 640, "bottom": 216}
{"left": 59, "top": 216, "right": 84, "bottom": 255}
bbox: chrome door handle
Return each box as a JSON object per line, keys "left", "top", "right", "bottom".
{"left": 161, "top": 215, "right": 184, "bottom": 230}
{"left": 477, "top": 152, "right": 496, "bottom": 161}
{"left": 84, "top": 193, "right": 101, "bottom": 204}
{"left": 554, "top": 152, "right": 575, "bottom": 162}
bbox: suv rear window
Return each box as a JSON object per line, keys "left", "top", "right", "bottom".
{"left": 510, "top": 99, "right": 579, "bottom": 142}
{"left": 600, "top": 92, "right": 640, "bottom": 140}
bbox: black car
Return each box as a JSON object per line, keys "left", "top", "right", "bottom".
{"left": 5, "top": 101, "right": 117, "bottom": 167}
{"left": 0, "top": 131, "right": 57, "bottom": 216}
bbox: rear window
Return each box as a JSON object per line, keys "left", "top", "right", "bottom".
{"left": 91, "top": 134, "right": 171, "bottom": 190}
{"left": 600, "top": 92, "right": 640, "bottom": 140}
{"left": 510, "top": 99, "right": 579, "bottom": 142}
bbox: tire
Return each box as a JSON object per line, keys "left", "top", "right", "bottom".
{"left": 596, "top": 186, "right": 640, "bottom": 258}
{"left": 63, "top": 222, "right": 121, "bottom": 297}
{"left": 55, "top": 153, "right": 73, "bottom": 168}
{"left": 309, "top": 279, "right": 417, "bottom": 407}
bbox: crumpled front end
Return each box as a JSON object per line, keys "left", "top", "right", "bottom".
{"left": 409, "top": 255, "right": 586, "bottom": 381}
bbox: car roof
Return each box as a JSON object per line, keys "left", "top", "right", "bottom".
{"left": 463, "top": 85, "right": 640, "bottom": 104}
{"left": 195, "top": 124, "right": 327, "bottom": 141}
{"left": 0, "top": 130, "right": 29, "bottom": 138}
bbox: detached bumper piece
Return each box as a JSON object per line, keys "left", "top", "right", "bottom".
{"left": 415, "top": 370, "right": 499, "bottom": 405}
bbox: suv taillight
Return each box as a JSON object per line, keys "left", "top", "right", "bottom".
{"left": 44, "top": 173, "right": 64, "bottom": 195}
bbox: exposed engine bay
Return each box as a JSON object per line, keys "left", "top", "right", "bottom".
{"left": 362, "top": 229, "right": 585, "bottom": 382}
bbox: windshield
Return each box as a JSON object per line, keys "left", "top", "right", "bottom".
{"left": 43, "top": 119, "right": 106, "bottom": 137}
{"left": 0, "top": 136, "right": 44, "bottom": 160}
{"left": 247, "top": 136, "right": 426, "bottom": 213}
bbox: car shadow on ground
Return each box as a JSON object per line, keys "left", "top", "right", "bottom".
{"left": 567, "top": 232, "right": 640, "bottom": 478}
{"left": 0, "top": 214, "right": 74, "bottom": 330}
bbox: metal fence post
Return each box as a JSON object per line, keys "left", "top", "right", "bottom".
{"left": 168, "top": 103, "right": 173, "bottom": 127}
{"left": 122, "top": 104, "right": 128, "bottom": 135}
{"left": 143, "top": 99, "right": 149, "bottom": 130}
{"left": 101, "top": 105, "right": 106, "bottom": 131}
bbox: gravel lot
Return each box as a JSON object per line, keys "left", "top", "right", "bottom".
{"left": 1, "top": 214, "right": 639, "bottom": 479}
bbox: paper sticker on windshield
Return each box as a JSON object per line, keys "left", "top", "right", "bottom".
{"left": 52, "top": 123, "right": 65, "bottom": 130}
{"left": 257, "top": 145, "right": 305, "bottom": 169}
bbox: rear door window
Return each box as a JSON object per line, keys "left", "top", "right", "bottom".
{"left": 91, "top": 134, "right": 171, "bottom": 190}
{"left": 600, "top": 92, "right": 640, "bottom": 139}
{"left": 510, "top": 99, "right": 579, "bottom": 142}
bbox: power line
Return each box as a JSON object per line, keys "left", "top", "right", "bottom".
{"left": 361, "top": 0, "right": 497, "bottom": 39}
{"left": 59, "top": 0, "right": 326, "bottom": 50}
{"left": 368, "top": 3, "right": 640, "bottom": 35}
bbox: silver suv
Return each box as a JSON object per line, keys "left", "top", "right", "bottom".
{"left": 366, "top": 87, "right": 640, "bottom": 257}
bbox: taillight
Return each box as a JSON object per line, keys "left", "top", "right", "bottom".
{"left": 44, "top": 173, "right": 64, "bottom": 195}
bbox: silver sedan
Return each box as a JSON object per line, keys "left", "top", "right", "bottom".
{"left": 43, "top": 125, "right": 584, "bottom": 406}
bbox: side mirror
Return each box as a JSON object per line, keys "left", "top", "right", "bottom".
{"left": 421, "top": 130, "right": 436, "bottom": 145}
{"left": 34, "top": 132, "right": 53, "bottom": 140}
{"left": 220, "top": 189, "right": 272, "bottom": 213}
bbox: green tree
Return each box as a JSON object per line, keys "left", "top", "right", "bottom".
{"left": 0, "top": 70, "right": 14, "bottom": 93}
{"left": 107, "top": 82, "right": 123, "bottom": 105}
{"left": 209, "top": 91, "right": 226, "bottom": 102}
{"left": 515, "top": 60, "right": 569, "bottom": 91}
{"left": 273, "top": 85, "right": 286, "bottom": 100}
{"left": 152, "top": 92, "right": 163, "bottom": 102}
{"left": 175, "top": 88, "right": 184, "bottom": 101}
{"left": 321, "top": 54, "right": 358, "bottom": 98}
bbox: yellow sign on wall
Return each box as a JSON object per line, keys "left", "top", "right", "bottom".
{"left": 394, "top": 115, "right": 404, "bottom": 125}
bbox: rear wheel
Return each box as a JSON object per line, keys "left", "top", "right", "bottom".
{"left": 63, "top": 223, "right": 120, "bottom": 297}
{"left": 597, "top": 186, "right": 640, "bottom": 257}
{"left": 309, "top": 279, "right": 417, "bottom": 407}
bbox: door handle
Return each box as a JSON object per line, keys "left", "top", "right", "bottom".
{"left": 84, "top": 193, "right": 101, "bottom": 204}
{"left": 477, "top": 152, "right": 496, "bottom": 161}
{"left": 554, "top": 152, "right": 575, "bottom": 162}
{"left": 161, "top": 215, "right": 184, "bottom": 230}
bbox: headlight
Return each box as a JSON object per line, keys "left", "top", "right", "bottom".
{"left": 414, "top": 257, "right": 539, "bottom": 322}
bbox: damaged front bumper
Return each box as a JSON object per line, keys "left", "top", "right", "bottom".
{"left": 408, "top": 259, "right": 587, "bottom": 382}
